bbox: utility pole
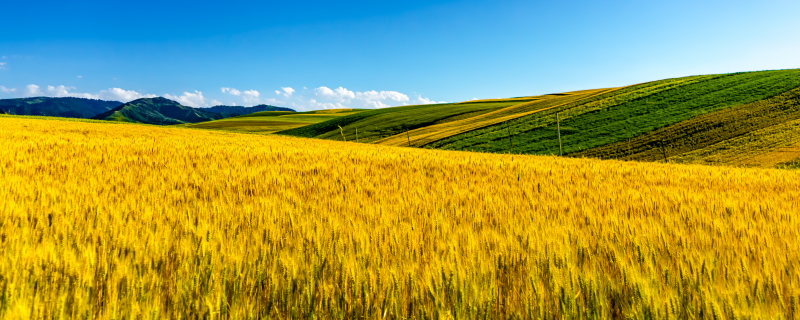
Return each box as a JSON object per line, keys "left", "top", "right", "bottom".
{"left": 356, "top": 128, "right": 359, "bottom": 143}
{"left": 407, "top": 130, "right": 411, "bottom": 147}
{"left": 660, "top": 141, "right": 668, "bottom": 162}
{"left": 506, "top": 121, "right": 513, "bottom": 153}
{"left": 557, "top": 113, "right": 563, "bottom": 156}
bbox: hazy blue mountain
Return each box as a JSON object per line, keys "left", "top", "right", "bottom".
{"left": 0, "top": 97, "right": 123, "bottom": 118}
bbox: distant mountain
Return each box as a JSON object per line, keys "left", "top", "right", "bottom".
{"left": 205, "top": 104, "right": 295, "bottom": 116}
{"left": 91, "top": 97, "right": 226, "bottom": 125}
{"left": 0, "top": 97, "right": 123, "bottom": 118}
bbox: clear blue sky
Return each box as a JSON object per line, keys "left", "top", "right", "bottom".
{"left": 1, "top": 0, "right": 798, "bottom": 111}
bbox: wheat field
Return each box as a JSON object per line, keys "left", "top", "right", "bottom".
{"left": 1, "top": 116, "right": 799, "bottom": 319}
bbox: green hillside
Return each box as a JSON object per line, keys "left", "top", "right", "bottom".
{"left": 185, "top": 109, "right": 364, "bottom": 134}
{"left": 275, "top": 69, "right": 800, "bottom": 168}
{"left": 0, "top": 97, "right": 122, "bottom": 118}
{"left": 205, "top": 104, "right": 295, "bottom": 116}
{"left": 92, "top": 97, "right": 226, "bottom": 125}
{"left": 427, "top": 69, "right": 800, "bottom": 154}
{"left": 277, "top": 100, "right": 531, "bottom": 142}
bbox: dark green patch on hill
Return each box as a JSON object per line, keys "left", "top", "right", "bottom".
{"left": 92, "top": 97, "right": 225, "bottom": 125}
{"left": 0, "top": 97, "right": 122, "bottom": 118}
{"left": 205, "top": 104, "right": 295, "bottom": 116}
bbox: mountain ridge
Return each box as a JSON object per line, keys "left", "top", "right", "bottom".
{"left": 92, "top": 97, "right": 225, "bottom": 125}
{"left": 0, "top": 97, "right": 123, "bottom": 118}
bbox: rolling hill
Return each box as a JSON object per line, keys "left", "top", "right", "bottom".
{"left": 205, "top": 104, "right": 295, "bottom": 116}
{"left": 184, "top": 108, "right": 364, "bottom": 134}
{"left": 276, "top": 68, "right": 800, "bottom": 168}
{"left": 92, "top": 97, "right": 227, "bottom": 125}
{"left": 0, "top": 97, "right": 122, "bottom": 118}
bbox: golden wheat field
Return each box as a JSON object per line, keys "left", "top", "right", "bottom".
{"left": 1, "top": 116, "right": 800, "bottom": 319}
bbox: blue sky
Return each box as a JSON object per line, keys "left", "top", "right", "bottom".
{"left": 1, "top": 0, "right": 798, "bottom": 111}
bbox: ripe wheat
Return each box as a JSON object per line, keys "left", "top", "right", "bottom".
{"left": 1, "top": 116, "right": 799, "bottom": 319}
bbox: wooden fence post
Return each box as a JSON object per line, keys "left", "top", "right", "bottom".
{"left": 557, "top": 113, "right": 563, "bottom": 156}
{"left": 506, "top": 121, "right": 513, "bottom": 153}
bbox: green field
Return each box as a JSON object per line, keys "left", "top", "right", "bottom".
{"left": 277, "top": 100, "right": 529, "bottom": 142}
{"left": 185, "top": 109, "right": 365, "bottom": 134}
{"left": 213, "top": 69, "right": 800, "bottom": 168}
{"left": 426, "top": 70, "right": 800, "bottom": 155}
{"left": 572, "top": 87, "right": 800, "bottom": 165}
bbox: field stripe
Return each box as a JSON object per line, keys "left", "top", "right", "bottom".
{"left": 668, "top": 117, "right": 800, "bottom": 167}
{"left": 373, "top": 88, "right": 620, "bottom": 147}
{"left": 573, "top": 86, "right": 800, "bottom": 164}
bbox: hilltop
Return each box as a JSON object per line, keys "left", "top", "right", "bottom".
{"left": 92, "top": 97, "right": 227, "bottom": 125}
{"left": 0, "top": 97, "right": 122, "bottom": 118}
{"left": 275, "top": 69, "right": 800, "bottom": 168}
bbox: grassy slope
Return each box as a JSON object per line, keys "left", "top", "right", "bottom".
{"left": 572, "top": 87, "right": 800, "bottom": 165}
{"left": 374, "top": 89, "right": 617, "bottom": 147}
{"left": 93, "top": 97, "right": 225, "bottom": 125}
{"left": 668, "top": 118, "right": 800, "bottom": 167}
{"left": 426, "top": 69, "right": 800, "bottom": 157}
{"left": 185, "top": 109, "right": 364, "bottom": 134}
{"left": 276, "top": 100, "right": 526, "bottom": 143}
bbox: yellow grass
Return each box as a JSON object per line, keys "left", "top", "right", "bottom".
{"left": 374, "top": 89, "right": 617, "bottom": 147}
{"left": 1, "top": 116, "right": 799, "bottom": 319}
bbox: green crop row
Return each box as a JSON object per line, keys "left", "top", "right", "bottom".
{"left": 425, "top": 74, "right": 714, "bottom": 152}
{"left": 573, "top": 86, "right": 800, "bottom": 162}
{"left": 426, "top": 69, "right": 800, "bottom": 156}
{"left": 279, "top": 101, "right": 519, "bottom": 143}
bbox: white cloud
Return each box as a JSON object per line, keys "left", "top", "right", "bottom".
{"left": 164, "top": 90, "right": 207, "bottom": 108}
{"left": 363, "top": 100, "right": 392, "bottom": 109}
{"left": 282, "top": 87, "right": 295, "bottom": 96}
{"left": 413, "top": 95, "right": 447, "bottom": 105}
{"left": 25, "top": 84, "right": 42, "bottom": 96}
{"left": 275, "top": 90, "right": 281, "bottom": 95}
{"left": 356, "top": 90, "right": 409, "bottom": 102}
{"left": 315, "top": 86, "right": 355, "bottom": 101}
{"left": 98, "top": 88, "right": 157, "bottom": 102}
{"left": 311, "top": 87, "right": 415, "bottom": 109}
{"left": 77, "top": 75, "right": 82, "bottom": 79}
{"left": 0, "top": 62, "right": 6, "bottom": 69}
{"left": 46, "top": 85, "right": 98, "bottom": 99}
{"left": 221, "top": 87, "right": 261, "bottom": 105}
{"left": 211, "top": 99, "right": 223, "bottom": 106}
{"left": 221, "top": 87, "right": 241, "bottom": 96}
{"left": 241, "top": 90, "right": 260, "bottom": 103}
{"left": 13, "top": 84, "right": 157, "bottom": 102}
